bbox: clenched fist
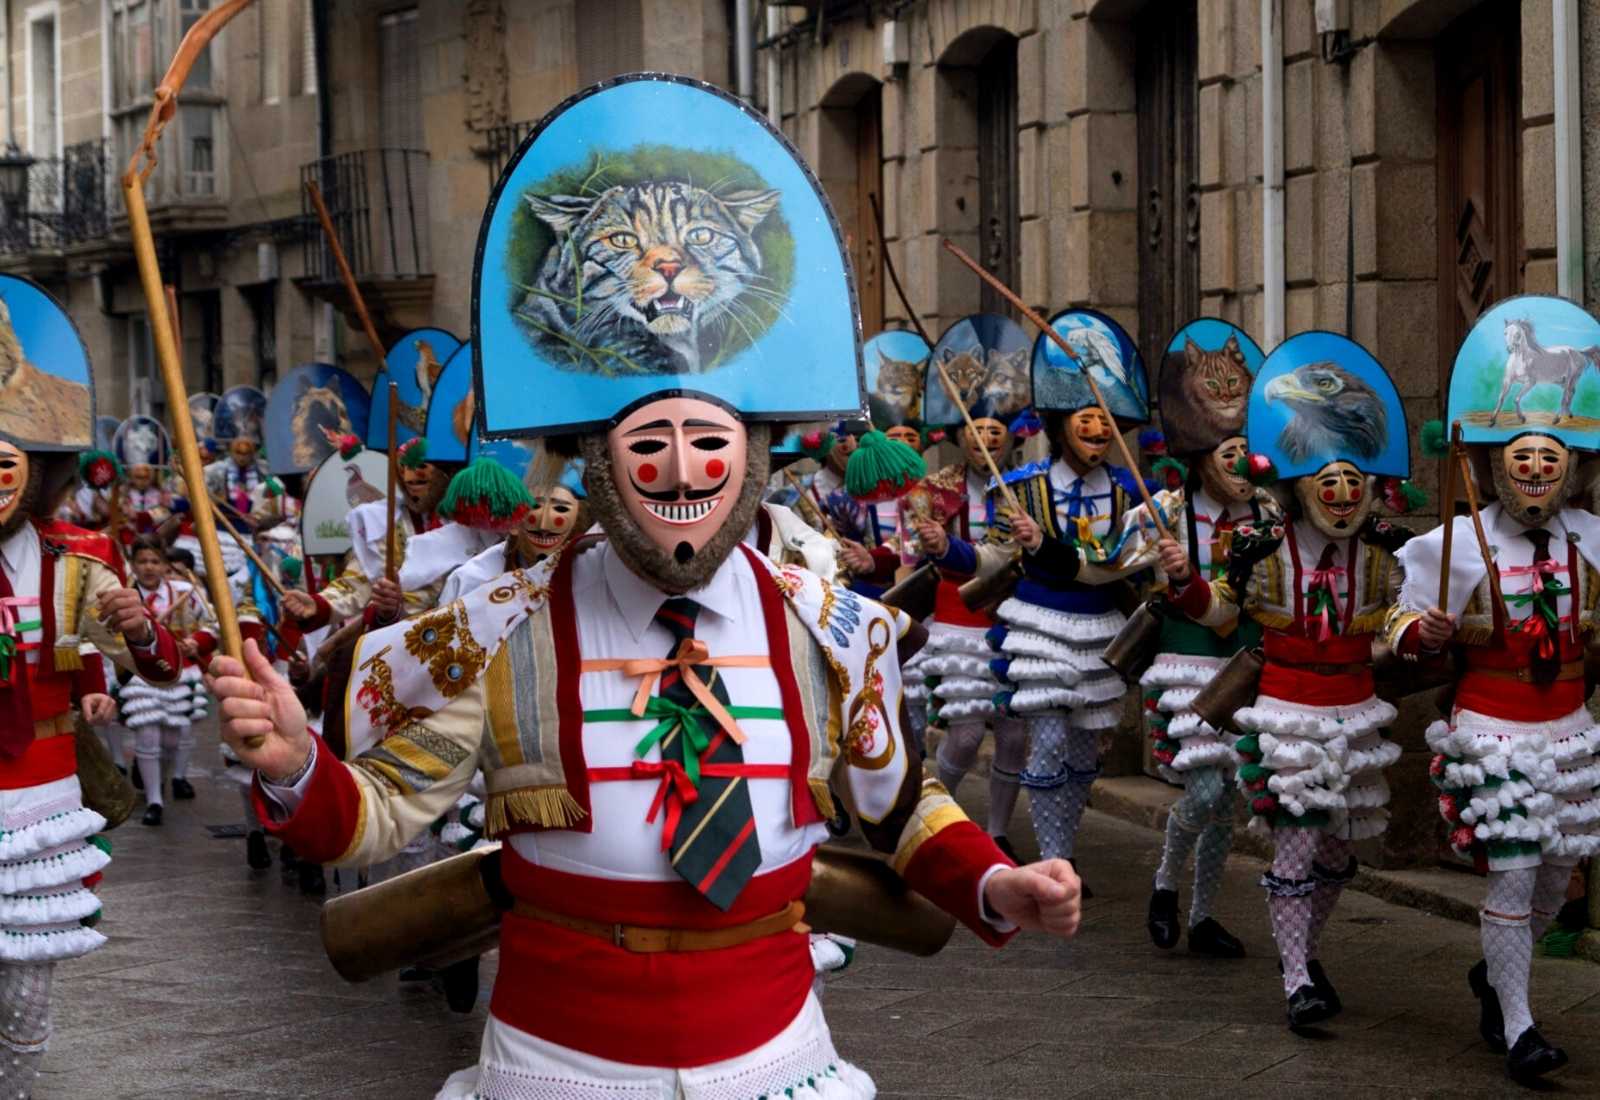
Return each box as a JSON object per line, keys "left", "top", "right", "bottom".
{"left": 95, "top": 587, "right": 153, "bottom": 646}
{"left": 982, "top": 859, "right": 1082, "bottom": 939}
{"left": 370, "top": 577, "right": 403, "bottom": 623}
{"left": 913, "top": 519, "right": 948, "bottom": 558}
{"left": 1008, "top": 511, "right": 1043, "bottom": 552}
{"left": 280, "top": 589, "right": 318, "bottom": 622}
{"left": 1416, "top": 606, "right": 1456, "bottom": 651}
{"left": 1157, "top": 537, "right": 1191, "bottom": 582}
{"left": 837, "top": 539, "right": 875, "bottom": 575}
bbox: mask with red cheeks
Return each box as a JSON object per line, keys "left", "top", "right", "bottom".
{"left": 128, "top": 465, "right": 155, "bottom": 491}
{"left": 826, "top": 431, "right": 858, "bottom": 474}
{"left": 608, "top": 397, "right": 748, "bottom": 564}
{"left": 1199, "top": 436, "right": 1253, "bottom": 505}
{"left": 0, "top": 442, "right": 29, "bottom": 533}
{"left": 885, "top": 425, "right": 922, "bottom": 452}
{"left": 1063, "top": 408, "right": 1114, "bottom": 469}
{"left": 523, "top": 485, "right": 583, "bottom": 555}
{"left": 1494, "top": 433, "right": 1573, "bottom": 527}
{"left": 960, "top": 419, "right": 1009, "bottom": 471}
{"left": 1294, "top": 460, "right": 1372, "bottom": 537}
{"left": 229, "top": 439, "right": 257, "bottom": 468}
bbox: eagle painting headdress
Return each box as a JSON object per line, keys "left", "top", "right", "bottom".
{"left": 1247, "top": 331, "right": 1409, "bottom": 481}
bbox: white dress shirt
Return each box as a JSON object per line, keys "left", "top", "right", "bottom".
{"left": 0, "top": 525, "right": 43, "bottom": 659}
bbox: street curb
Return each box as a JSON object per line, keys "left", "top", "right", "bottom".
{"left": 1090, "top": 775, "right": 1483, "bottom": 927}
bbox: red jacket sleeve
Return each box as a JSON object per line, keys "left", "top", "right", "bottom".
{"left": 251, "top": 734, "right": 362, "bottom": 863}
{"left": 129, "top": 619, "right": 184, "bottom": 685}
{"left": 898, "top": 820, "right": 1017, "bottom": 948}
{"left": 1167, "top": 572, "right": 1213, "bottom": 620}
{"left": 296, "top": 593, "right": 334, "bottom": 631}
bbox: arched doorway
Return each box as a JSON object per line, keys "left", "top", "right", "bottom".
{"left": 939, "top": 29, "right": 1019, "bottom": 319}
{"left": 818, "top": 75, "right": 884, "bottom": 337}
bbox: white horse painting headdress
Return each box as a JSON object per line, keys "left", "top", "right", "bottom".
{"left": 1450, "top": 296, "right": 1600, "bottom": 451}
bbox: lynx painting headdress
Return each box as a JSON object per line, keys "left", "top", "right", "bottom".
{"left": 473, "top": 74, "right": 861, "bottom": 438}
{"left": 864, "top": 330, "right": 930, "bottom": 432}
{"left": 1448, "top": 295, "right": 1600, "bottom": 452}
{"left": 1157, "top": 318, "right": 1264, "bottom": 454}
{"left": 1031, "top": 308, "right": 1149, "bottom": 425}
{"left": 0, "top": 274, "right": 94, "bottom": 452}
{"left": 922, "top": 313, "right": 1032, "bottom": 427}
{"left": 263, "top": 362, "right": 372, "bottom": 475}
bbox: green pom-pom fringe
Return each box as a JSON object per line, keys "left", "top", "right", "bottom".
{"left": 78, "top": 450, "right": 123, "bottom": 489}
{"left": 1400, "top": 479, "right": 1427, "bottom": 510}
{"left": 265, "top": 476, "right": 285, "bottom": 498}
{"left": 440, "top": 457, "right": 535, "bottom": 531}
{"left": 89, "top": 834, "right": 112, "bottom": 856}
{"left": 1420, "top": 419, "right": 1449, "bottom": 459}
{"left": 278, "top": 556, "right": 303, "bottom": 583}
{"left": 397, "top": 437, "right": 429, "bottom": 469}
{"left": 844, "top": 430, "right": 926, "bottom": 501}
{"left": 1152, "top": 455, "right": 1189, "bottom": 488}
{"left": 1238, "top": 763, "right": 1267, "bottom": 784}
{"left": 81, "top": 908, "right": 103, "bottom": 929}
{"left": 336, "top": 433, "right": 364, "bottom": 459}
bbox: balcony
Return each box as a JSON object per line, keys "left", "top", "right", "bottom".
{"left": 298, "top": 149, "right": 433, "bottom": 343}
{"left": 0, "top": 139, "right": 119, "bottom": 273}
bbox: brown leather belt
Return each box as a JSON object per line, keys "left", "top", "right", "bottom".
{"left": 31, "top": 714, "right": 73, "bottom": 741}
{"left": 512, "top": 899, "right": 807, "bottom": 953}
{"left": 1468, "top": 660, "right": 1585, "bottom": 684}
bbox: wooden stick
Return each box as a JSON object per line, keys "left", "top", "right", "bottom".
{"left": 783, "top": 468, "right": 840, "bottom": 537}
{"left": 207, "top": 497, "right": 290, "bottom": 601}
{"left": 929, "top": 356, "right": 1026, "bottom": 519}
{"left": 384, "top": 383, "right": 400, "bottom": 583}
{"left": 1436, "top": 422, "right": 1462, "bottom": 609}
{"left": 120, "top": 0, "right": 257, "bottom": 742}
{"left": 304, "top": 180, "right": 390, "bottom": 366}
{"left": 1456, "top": 448, "right": 1503, "bottom": 613}
{"left": 940, "top": 238, "right": 1172, "bottom": 542}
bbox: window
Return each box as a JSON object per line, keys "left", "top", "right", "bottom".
{"left": 126, "top": 313, "right": 162, "bottom": 422}
{"left": 26, "top": 6, "right": 60, "bottom": 159}
{"left": 108, "top": 0, "right": 224, "bottom": 202}
{"left": 243, "top": 285, "right": 277, "bottom": 389}
{"left": 259, "top": 0, "right": 282, "bottom": 103}
{"left": 379, "top": 8, "right": 421, "bottom": 148}
{"left": 576, "top": 0, "right": 641, "bottom": 87}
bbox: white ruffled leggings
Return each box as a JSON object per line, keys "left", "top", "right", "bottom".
{"left": 935, "top": 717, "right": 1027, "bottom": 837}
{"left": 1021, "top": 714, "right": 1099, "bottom": 861}
{"left": 1481, "top": 859, "right": 1577, "bottom": 1048}
{"left": 0, "top": 962, "right": 53, "bottom": 1097}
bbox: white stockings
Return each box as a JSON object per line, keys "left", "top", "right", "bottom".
{"left": 1482, "top": 859, "right": 1577, "bottom": 1049}
{"left": 1262, "top": 828, "right": 1353, "bottom": 997}
{"left": 0, "top": 962, "right": 53, "bottom": 1098}
{"left": 935, "top": 718, "right": 1027, "bottom": 837}
{"left": 1022, "top": 714, "right": 1099, "bottom": 861}
{"left": 1154, "top": 766, "right": 1235, "bottom": 927}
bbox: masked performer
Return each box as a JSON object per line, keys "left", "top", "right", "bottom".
{"left": 1162, "top": 332, "right": 1412, "bottom": 1030}
{"left": 204, "top": 385, "right": 271, "bottom": 522}
{"left": 118, "top": 536, "right": 218, "bottom": 825}
{"left": 208, "top": 77, "right": 1080, "bottom": 1100}
{"left": 1385, "top": 297, "right": 1600, "bottom": 1083}
{"left": 110, "top": 416, "right": 175, "bottom": 547}
{"left": 1136, "top": 320, "right": 1269, "bottom": 957}
{"left": 0, "top": 275, "right": 181, "bottom": 1096}
{"left": 904, "top": 314, "right": 1033, "bottom": 858}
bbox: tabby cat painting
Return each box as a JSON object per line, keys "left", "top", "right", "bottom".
{"left": 474, "top": 75, "right": 861, "bottom": 439}
{"left": 1157, "top": 318, "right": 1264, "bottom": 454}
{"left": 0, "top": 275, "right": 93, "bottom": 452}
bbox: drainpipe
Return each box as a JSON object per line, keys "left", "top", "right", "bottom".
{"left": 3, "top": 0, "right": 12, "bottom": 146}
{"left": 735, "top": 0, "right": 754, "bottom": 102}
{"left": 765, "top": 2, "right": 781, "bottom": 126}
{"left": 1261, "top": 0, "right": 1285, "bottom": 346}
{"left": 1554, "top": 0, "right": 1582, "bottom": 300}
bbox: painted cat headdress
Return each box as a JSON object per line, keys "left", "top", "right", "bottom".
{"left": 472, "top": 74, "right": 863, "bottom": 437}
{"left": 1157, "top": 318, "right": 1264, "bottom": 454}
{"left": 864, "top": 329, "right": 930, "bottom": 432}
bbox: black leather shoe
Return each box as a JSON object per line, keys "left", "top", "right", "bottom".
{"left": 1468, "top": 959, "right": 1506, "bottom": 1053}
{"left": 170, "top": 777, "right": 195, "bottom": 800}
{"left": 441, "top": 956, "right": 481, "bottom": 1014}
{"left": 992, "top": 835, "right": 1019, "bottom": 863}
{"left": 1147, "top": 888, "right": 1180, "bottom": 949}
{"left": 246, "top": 830, "right": 272, "bottom": 870}
{"left": 1307, "top": 959, "right": 1341, "bottom": 1016}
{"left": 1188, "top": 917, "right": 1246, "bottom": 958}
{"left": 140, "top": 803, "right": 162, "bottom": 827}
{"left": 1506, "top": 1026, "right": 1567, "bottom": 1084}
{"left": 1286, "top": 984, "right": 1335, "bottom": 1030}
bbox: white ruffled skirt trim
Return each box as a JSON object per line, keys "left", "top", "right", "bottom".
{"left": 1427, "top": 706, "right": 1600, "bottom": 867}
{"left": 0, "top": 778, "right": 107, "bottom": 962}
{"left": 1236, "top": 694, "right": 1397, "bottom": 839}
{"left": 992, "top": 599, "right": 1126, "bottom": 717}
{"left": 1143, "top": 654, "right": 1233, "bottom": 780}
{"left": 436, "top": 993, "right": 874, "bottom": 1100}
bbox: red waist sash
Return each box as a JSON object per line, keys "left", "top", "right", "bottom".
{"left": 492, "top": 848, "right": 815, "bottom": 1068}
{"left": 1456, "top": 634, "right": 1586, "bottom": 723}
{"left": 1258, "top": 632, "right": 1374, "bottom": 707}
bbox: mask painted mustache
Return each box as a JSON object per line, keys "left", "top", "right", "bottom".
{"left": 627, "top": 475, "right": 730, "bottom": 503}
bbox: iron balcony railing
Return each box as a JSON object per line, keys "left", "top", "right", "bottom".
{"left": 0, "top": 138, "right": 115, "bottom": 256}
{"left": 482, "top": 120, "right": 536, "bottom": 189}
{"left": 300, "top": 149, "right": 432, "bottom": 282}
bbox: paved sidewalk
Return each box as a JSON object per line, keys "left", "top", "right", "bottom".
{"left": 40, "top": 721, "right": 1600, "bottom": 1098}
